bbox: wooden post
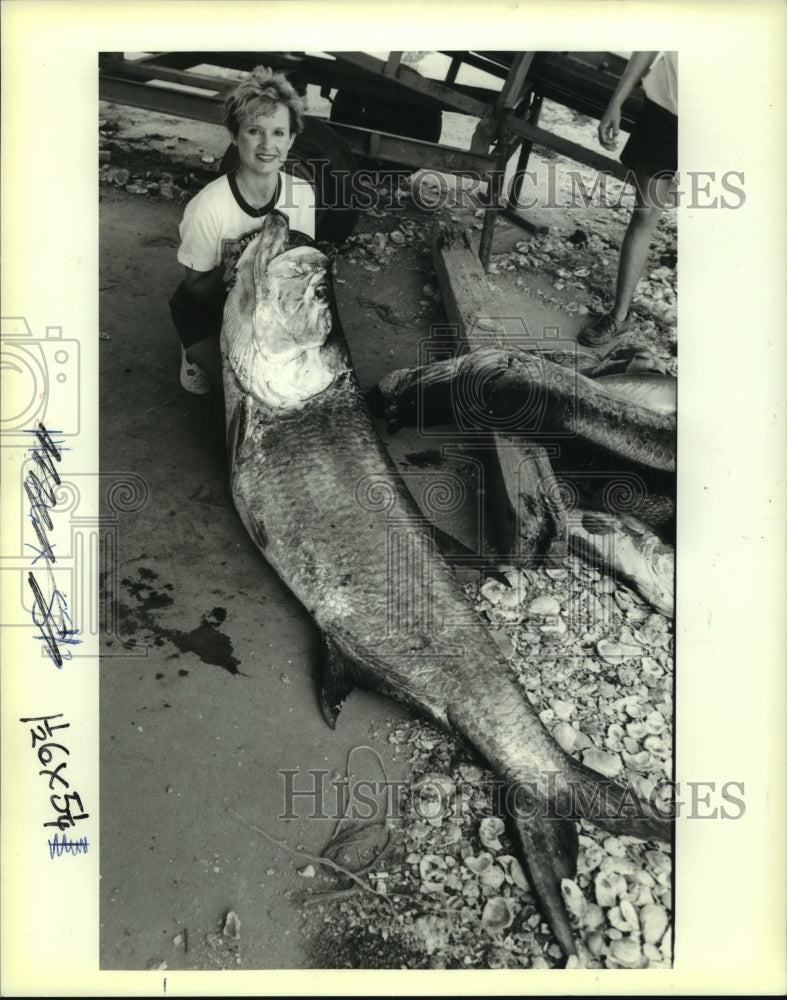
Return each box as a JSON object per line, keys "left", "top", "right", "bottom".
{"left": 503, "top": 94, "right": 550, "bottom": 234}
{"left": 497, "top": 53, "right": 536, "bottom": 109}
{"left": 476, "top": 53, "right": 537, "bottom": 270}
{"left": 478, "top": 168, "right": 504, "bottom": 271}
{"left": 445, "top": 56, "right": 461, "bottom": 86}
{"left": 431, "top": 226, "right": 567, "bottom": 561}
{"left": 383, "top": 52, "right": 403, "bottom": 77}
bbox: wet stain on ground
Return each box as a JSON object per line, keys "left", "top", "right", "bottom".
{"left": 165, "top": 608, "right": 241, "bottom": 675}
{"left": 120, "top": 569, "right": 175, "bottom": 612}
{"left": 116, "top": 569, "right": 243, "bottom": 676}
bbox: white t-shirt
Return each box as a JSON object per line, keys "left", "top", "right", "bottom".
{"left": 642, "top": 52, "right": 678, "bottom": 116}
{"left": 177, "top": 171, "right": 316, "bottom": 280}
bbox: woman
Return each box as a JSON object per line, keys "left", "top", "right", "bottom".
{"left": 170, "top": 66, "right": 316, "bottom": 392}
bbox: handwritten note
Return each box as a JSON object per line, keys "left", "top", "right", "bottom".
{"left": 24, "top": 423, "right": 80, "bottom": 666}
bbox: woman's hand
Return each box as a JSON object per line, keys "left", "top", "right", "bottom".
{"left": 598, "top": 105, "right": 622, "bottom": 150}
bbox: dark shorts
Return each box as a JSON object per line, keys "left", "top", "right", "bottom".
{"left": 169, "top": 281, "right": 227, "bottom": 350}
{"left": 620, "top": 96, "right": 678, "bottom": 178}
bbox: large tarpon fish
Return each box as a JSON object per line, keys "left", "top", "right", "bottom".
{"left": 220, "top": 210, "right": 671, "bottom": 959}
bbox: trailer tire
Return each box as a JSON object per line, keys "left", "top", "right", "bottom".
{"left": 220, "top": 117, "right": 360, "bottom": 245}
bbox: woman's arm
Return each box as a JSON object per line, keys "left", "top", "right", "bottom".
{"left": 182, "top": 265, "right": 225, "bottom": 301}
{"left": 598, "top": 51, "right": 659, "bottom": 150}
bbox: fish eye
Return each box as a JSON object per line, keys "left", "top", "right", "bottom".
{"left": 313, "top": 284, "right": 329, "bottom": 303}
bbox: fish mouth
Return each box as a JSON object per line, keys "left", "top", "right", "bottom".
{"left": 252, "top": 210, "right": 290, "bottom": 270}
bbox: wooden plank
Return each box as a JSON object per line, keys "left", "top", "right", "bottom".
{"left": 508, "top": 119, "right": 631, "bottom": 182}
{"left": 98, "top": 58, "right": 236, "bottom": 95}
{"left": 440, "top": 50, "right": 512, "bottom": 81}
{"left": 327, "top": 51, "right": 489, "bottom": 118}
{"left": 497, "top": 52, "right": 535, "bottom": 109}
{"left": 98, "top": 76, "right": 226, "bottom": 125}
{"left": 431, "top": 227, "right": 566, "bottom": 559}
{"left": 327, "top": 121, "right": 496, "bottom": 174}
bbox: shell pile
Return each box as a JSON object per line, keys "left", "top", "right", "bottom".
{"left": 307, "top": 552, "right": 674, "bottom": 970}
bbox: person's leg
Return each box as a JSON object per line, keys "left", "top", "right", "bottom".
{"left": 186, "top": 335, "right": 226, "bottom": 437}
{"left": 169, "top": 280, "right": 225, "bottom": 393}
{"left": 579, "top": 169, "right": 675, "bottom": 347}
{"left": 185, "top": 335, "right": 223, "bottom": 390}
{"left": 610, "top": 169, "right": 674, "bottom": 322}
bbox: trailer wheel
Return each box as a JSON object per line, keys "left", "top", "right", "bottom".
{"left": 329, "top": 89, "right": 442, "bottom": 145}
{"left": 220, "top": 117, "right": 360, "bottom": 245}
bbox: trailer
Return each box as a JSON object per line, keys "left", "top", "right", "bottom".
{"left": 99, "top": 50, "right": 643, "bottom": 262}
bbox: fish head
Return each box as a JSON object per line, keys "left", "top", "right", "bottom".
{"left": 223, "top": 210, "right": 349, "bottom": 407}
{"left": 255, "top": 244, "right": 334, "bottom": 354}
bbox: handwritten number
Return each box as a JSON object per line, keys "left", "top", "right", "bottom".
{"left": 44, "top": 791, "right": 89, "bottom": 830}
{"left": 39, "top": 761, "right": 70, "bottom": 791}
{"left": 36, "top": 741, "right": 71, "bottom": 765}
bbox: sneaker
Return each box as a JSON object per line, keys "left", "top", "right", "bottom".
{"left": 577, "top": 312, "right": 631, "bottom": 348}
{"left": 180, "top": 346, "right": 211, "bottom": 395}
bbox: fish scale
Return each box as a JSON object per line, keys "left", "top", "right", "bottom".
{"left": 221, "top": 210, "right": 671, "bottom": 960}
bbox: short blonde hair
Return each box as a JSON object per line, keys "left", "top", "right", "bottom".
{"left": 224, "top": 65, "right": 305, "bottom": 138}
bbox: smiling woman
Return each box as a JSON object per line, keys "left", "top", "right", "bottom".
{"left": 225, "top": 67, "right": 302, "bottom": 207}
{"left": 168, "top": 66, "right": 318, "bottom": 394}
{"left": 233, "top": 104, "right": 296, "bottom": 205}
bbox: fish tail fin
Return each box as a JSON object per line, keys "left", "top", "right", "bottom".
{"left": 511, "top": 806, "right": 579, "bottom": 958}
{"left": 566, "top": 758, "right": 673, "bottom": 843}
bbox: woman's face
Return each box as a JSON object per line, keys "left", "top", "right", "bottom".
{"left": 234, "top": 102, "right": 295, "bottom": 179}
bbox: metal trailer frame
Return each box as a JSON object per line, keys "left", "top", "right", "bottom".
{"left": 98, "top": 50, "right": 643, "bottom": 266}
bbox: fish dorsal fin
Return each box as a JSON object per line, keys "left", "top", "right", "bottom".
{"left": 319, "top": 631, "right": 357, "bottom": 729}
